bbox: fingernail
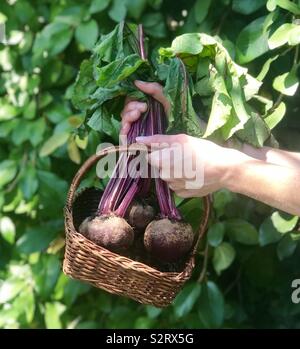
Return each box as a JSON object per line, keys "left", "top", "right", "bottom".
{"left": 135, "top": 80, "right": 146, "bottom": 85}
{"left": 136, "top": 136, "right": 147, "bottom": 142}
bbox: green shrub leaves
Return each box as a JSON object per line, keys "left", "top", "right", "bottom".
{"left": 0, "top": 0, "right": 299, "bottom": 330}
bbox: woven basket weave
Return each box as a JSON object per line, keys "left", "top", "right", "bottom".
{"left": 63, "top": 144, "right": 211, "bottom": 308}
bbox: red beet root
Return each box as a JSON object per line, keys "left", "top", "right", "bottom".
{"left": 126, "top": 200, "right": 155, "bottom": 230}
{"left": 144, "top": 219, "right": 194, "bottom": 262}
{"left": 79, "top": 215, "right": 134, "bottom": 252}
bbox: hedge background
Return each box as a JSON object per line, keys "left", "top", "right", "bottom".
{"left": 0, "top": 0, "right": 300, "bottom": 329}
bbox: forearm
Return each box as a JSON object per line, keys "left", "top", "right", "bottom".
{"left": 242, "top": 144, "right": 300, "bottom": 169}
{"left": 223, "top": 154, "right": 300, "bottom": 216}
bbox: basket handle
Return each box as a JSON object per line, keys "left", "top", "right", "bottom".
{"left": 66, "top": 143, "right": 211, "bottom": 251}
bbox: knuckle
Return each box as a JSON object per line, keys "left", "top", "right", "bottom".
{"left": 129, "top": 109, "right": 140, "bottom": 118}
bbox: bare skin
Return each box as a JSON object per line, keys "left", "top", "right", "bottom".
{"left": 120, "top": 80, "right": 300, "bottom": 216}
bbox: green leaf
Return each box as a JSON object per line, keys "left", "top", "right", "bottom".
{"left": 0, "top": 160, "right": 17, "bottom": 187}
{"left": 75, "top": 20, "right": 99, "bottom": 50}
{"left": 226, "top": 219, "right": 259, "bottom": 245}
{"left": 33, "top": 22, "right": 73, "bottom": 60}
{"left": 45, "top": 302, "right": 66, "bottom": 329}
{"left": 194, "top": 0, "right": 212, "bottom": 24}
{"left": 173, "top": 283, "right": 201, "bottom": 318}
{"left": 273, "top": 69, "right": 299, "bottom": 96}
{"left": 108, "top": 0, "right": 127, "bottom": 22}
{"left": 230, "top": 76, "right": 249, "bottom": 124}
{"left": 34, "top": 255, "right": 61, "bottom": 299}
{"left": 36, "top": 171, "right": 68, "bottom": 215}
{"left": 95, "top": 54, "right": 145, "bottom": 88}
{"left": 290, "top": 232, "right": 300, "bottom": 241}
{"left": 164, "top": 58, "right": 203, "bottom": 137}
{"left": 208, "top": 222, "right": 225, "bottom": 247}
{"left": 67, "top": 138, "right": 81, "bottom": 164}
{"left": 213, "top": 242, "right": 236, "bottom": 275}
{"left": 87, "top": 108, "right": 119, "bottom": 139}
{"left": 39, "top": 132, "right": 70, "bottom": 157}
{"left": 264, "top": 102, "right": 286, "bottom": 129}
{"left": 170, "top": 33, "right": 204, "bottom": 56}
{"left": 13, "top": 287, "right": 35, "bottom": 324}
{"left": 126, "top": 0, "right": 148, "bottom": 19}
{"left": 89, "top": 0, "right": 110, "bottom": 13}
{"left": 288, "top": 25, "right": 300, "bottom": 45}
{"left": 16, "top": 226, "right": 58, "bottom": 254}
{"left": 198, "top": 281, "right": 224, "bottom": 328}
{"left": 0, "top": 104, "right": 19, "bottom": 120}
{"left": 236, "top": 14, "right": 275, "bottom": 64}
{"left": 204, "top": 91, "right": 233, "bottom": 137}
{"left": 134, "top": 317, "right": 154, "bottom": 329}
{"left": 257, "top": 55, "right": 279, "bottom": 81}
{"left": 232, "top": 0, "right": 266, "bottom": 14}
{"left": 236, "top": 112, "right": 271, "bottom": 147}
{"left": 271, "top": 211, "right": 298, "bottom": 233}
{"left": 0, "top": 216, "right": 16, "bottom": 244}
{"left": 55, "top": 6, "right": 86, "bottom": 26}
{"left": 179, "top": 198, "right": 205, "bottom": 231}
{"left": 267, "top": 0, "right": 300, "bottom": 15}
{"left": 30, "top": 119, "right": 46, "bottom": 146}
{"left": 268, "top": 23, "right": 299, "bottom": 49}
{"left": 19, "top": 165, "right": 39, "bottom": 200}
{"left": 142, "top": 12, "right": 167, "bottom": 38}
{"left": 277, "top": 234, "right": 298, "bottom": 260}
{"left": 213, "top": 189, "right": 234, "bottom": 216}
{"left": 0, "top": 13, "right": 7, "bottom": 24}
{"left": 0, "top": 279, "right": 26, "bottom": 304}
{"left": 145, "top": 306, "right": 162, "bottom": 319}
{"left": 72, "top": 59, "right": 97, "bottom": 111}
{"left": 93, "top": 22, "right": 126, "bottom": 63}
{"left": 259, "top": 216, "right": 282, "bottom": 246}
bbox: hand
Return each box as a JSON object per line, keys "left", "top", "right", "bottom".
{"left": 120, "top": 80, "right": 170, "bottom": 135}
{"left": 136, "top": 133, "right": 249, "bottom": 198}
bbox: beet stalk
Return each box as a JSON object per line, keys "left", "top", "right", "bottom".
{"left": 143, "top": 101, "right": 194, "bottom": 262}
{"left": 79, "top": 25, "right": 154, "bottom": 251}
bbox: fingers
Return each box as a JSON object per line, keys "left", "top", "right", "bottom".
{"left": 134, "top": 80, "right": 170, "bottom": 112}
{"left": 120, "top": 101, "right": 147, "bottom": 135}
{"left": 146, "top": 147, "right": 176, "bottom": 174}
{"left": 120, "top": 122, "right": 131, "bottom": 136}
{"left": 136, "top": 134, "right": 188, "bottom": 149}
{"left": 122, "top": 101, "right": 148, "bottom": 114}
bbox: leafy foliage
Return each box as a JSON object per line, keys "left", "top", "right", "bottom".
{"left": 0, "top": 0, "right": 300, "bottom": 329}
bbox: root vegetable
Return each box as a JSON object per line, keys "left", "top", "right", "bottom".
{"left": 144, "top": 219, "right": 194, "bottom": 262}
{"left": 126, "top": 200, "right": 155, "bottom": 230}
{"left": 79, "top": 215, "right": 134, "bottom": 252}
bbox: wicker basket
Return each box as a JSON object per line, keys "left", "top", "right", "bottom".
{"left": 63, "top": 144, "right": 211, "bottom": 308}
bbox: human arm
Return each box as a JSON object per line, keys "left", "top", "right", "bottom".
{"left": 121, "top": 81, "right": 300, "bottom": 216}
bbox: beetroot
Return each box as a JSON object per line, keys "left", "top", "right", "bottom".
{"left": 79, "top": 215, "right": 134, "bottom": 252}
{"left": 144, "top": 219, "right": 194, "bottom": 262}
{"left": 142, "top": 97, "right": 195, "bottom": 264}
{"left": 126, "top": 200, "right": 155, "bottom": 230}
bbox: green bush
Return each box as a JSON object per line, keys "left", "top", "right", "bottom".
{"left": 0, "top": 0, "right": 299, "bottom": 329}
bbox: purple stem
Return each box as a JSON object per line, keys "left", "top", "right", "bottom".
{"left": 151, "top": 100, "right": 182, "bottom": 221}
{"left": 138, "top": 24, "right": 146, "bottom": 60}
{"left": 114, "top": 180, "right": 141, "bottom": 217}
